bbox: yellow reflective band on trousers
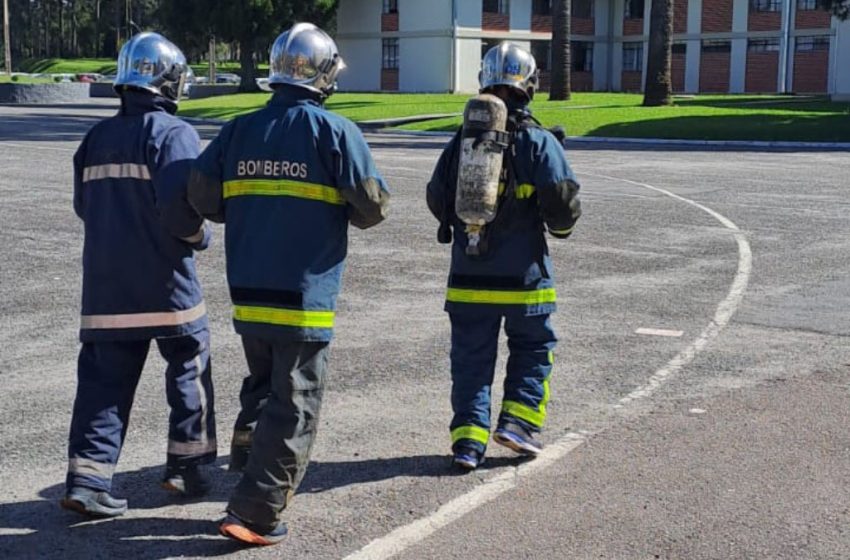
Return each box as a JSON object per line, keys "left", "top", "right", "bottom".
{"left": 502, "top": 377, "right": 550, "bottom": 428}
{"left": 451, "top": 425, "right": 490, "bottom": 445}
{"left": 446, "top": 287, "right": 557, "bottom": 306}
{"left": 233, "top": 305, "right": 335, "bottom": 329}
{"left": 223, "top": 179, "right": 345, "bottom": 205}
{"left": 550, "top": 225, "right": 575, "bottom": 236}
{"left": 515, "top": 183, "right": 536, "bottom": 199}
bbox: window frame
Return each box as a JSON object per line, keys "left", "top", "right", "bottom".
{"left": 572, "top": 0, "right": 595, "bottom": 19}
{"left": 382, "top": 0, "right": 398, "bottom": 15}
{"left": 750, "top": 0, "right": 782, "bottom": 12}
{"left": 795, "top": 35, "right": 830, "bottom": 52}
{"left": 571, "top": 40, "right": 594, "bottom": 72}
{"left": 623, "top": 0, "right": 645, "bottom": 19}
{"left": 532, "top": 0, "right": 552, "bottom": 16}
{"left": 796, "top": 0, "right": 818, "bottom": 9}
{"left": 702, "top": 40, "right": 732, "bottom": 54}
{"left": 483, "top": 0, "right": 510, "bottom": 15}
{"left": 382, "top": 38, "right": 399, "bottom": 70}
{"left": 622, "top": 41, "right": 644, "bottom": 71}
{"left": 747, "top": 38, "right": 781, "bottom": 52}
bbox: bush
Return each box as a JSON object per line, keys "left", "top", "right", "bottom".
{"left": 11, "top": 75, "right": 19, "bottom": 82}
{"left": 54, "top": 76, "right": 63, "bottom": 82}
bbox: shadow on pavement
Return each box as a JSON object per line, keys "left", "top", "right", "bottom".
{"left": 0, "top": 113, "right": 104, "bottom": 143}
{"left": 0, "top": 453, "right": 524, "bottom": 557}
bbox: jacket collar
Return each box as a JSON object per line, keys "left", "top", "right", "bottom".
{"left": 119, "top": 89, "right": 177, "bottom": 116}
{"left": 267, "top": 84, "right": 324, "bottom": 108}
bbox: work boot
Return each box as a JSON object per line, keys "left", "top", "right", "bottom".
{"left": 229, "top": 430, "right": 253, "bottom": 473}
{"left": 219, "top": 512, "right": 289, "bottom": 546}
{"left": 60, "top": 487, "right": 128, "bottom": 518}
{"left": 494, "top": 420, "right": 543, "bottom": 457}
{"left": 452, "top": 440, "right": 485, "bottom": 471}
{"left": 161, "top": 464, "right": 210, "bottom": 497}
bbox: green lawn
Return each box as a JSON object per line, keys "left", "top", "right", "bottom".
{"left": 19, "top": 58, "right": 118, "bottom": 75}
{"left": 179, "top": 92, "right": 850, "bottom": 142}
{"left": 0, "top": 74, "right": 54, "bottom": 83}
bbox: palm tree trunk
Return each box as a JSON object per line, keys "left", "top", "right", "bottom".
{"left": 549, "top": 0, "right": 571, "bottom": 101}
{"left": 643, "top": 0, "right": 673, "bottom": 106}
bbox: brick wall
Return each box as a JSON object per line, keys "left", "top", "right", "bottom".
{"left": 702, "top": 0, "right": 732, "bottom": 32}
{"left": 531, "top": 14, "right": 551, "bottom": 32}
{"left": 482, "top": 12, "right": 510, "bottom": 31}
{"left": 381, "top": 13, "right": 398, "bottom": 32}
{"left": 623, "top": 18, "right": 644, "bottom": 35}
{"left": 745, "top": 52, "right": 778, "bottom": 92}
{"left": 672, "top": 52, "right": 686, "bottom": 92}
{"left": 793, "top": 51, "right": 829, "bottom": 92}
{"left": 748, "top": 11, "right": 781, "bottom": 32}
{"left": 381, "top": 69, "right": 398, "bottom": 91}
{"left": 700, "top": 51, "right": 730, "bottom": 92}
{"left": 573, "top": 17, "right": 594, "bottom": 35}
{"left": 531, "top": 15, "right": 593, "bottom": 34}
{"left": 674, "top": 0, "right": 688, "bottom": 34}
{"left": 621, "top": 70, "right": 643, "bottom": 92}
{"left": 795, "top": 9, "right": 832, "bottom": 29}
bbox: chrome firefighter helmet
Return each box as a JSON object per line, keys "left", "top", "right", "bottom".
{"left": 268, "top": 22, "right": 346, "bottom": 97}
{"left": 114, "top": 32, "right": 189, "bottom": 102}
{"left": 479, "top": 42, "right": 539, "bottom": 101}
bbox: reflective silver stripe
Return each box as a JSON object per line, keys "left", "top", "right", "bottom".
{"left": 181, "top": 226, "right": 205, "bottom": 244}
{"left": 68, "top": 457, "right": 115, "bottom": 479}
{"left": 83, "top": 163, "right": 151, "bottom": 182}
{"left": 168, "top": 438, "right": 217, "bottom": 456}
{"left": 81, "top": 302, "right": 206, "bottom": 330}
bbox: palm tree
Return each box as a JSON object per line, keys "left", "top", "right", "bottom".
{"left": 643, "top": 0, "right": 673, "bottom": 106}
{"left": 549, "top": 0, "right": 571, "bottom": 101}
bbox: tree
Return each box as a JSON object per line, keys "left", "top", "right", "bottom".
{"left": 643, "top": 0, "right": 673, "bottom": 106}
{"left": 819, "top": 0, "right": 850, "bottom": 19}
{"left": 549, "top": 0, "right": 570, "bottom": 101}
{"left": 3, "top": 0, "right": 11, "bottom": 75}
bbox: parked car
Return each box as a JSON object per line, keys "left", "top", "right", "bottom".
{"left": 215, "top": 73, "right": 241, "bottom": 85}
{"left": 76, "top": 73, "right": 103, "bottom": 83}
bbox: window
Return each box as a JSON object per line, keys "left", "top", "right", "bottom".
{"left": 750, "top": 0, "right": 781, "bottom": 11}
{"left": 481, "top": 39, "right": 501, "bottom": 59}
{"left": 572, "top": 41, "right": 593, "bottom": 72}
{"left": 382, "top": 39, "right": 399, "bottom": 69}
{"left": 796, "top": 36, "right": 830, "bottom": 51}
{"left": 622, "top": 42, "right": 643, "bottom": 71}
{"left": 532, "top": 0, "right": 552, "bottom": 16}
{"left": 531, "top": 41, "right": 551, "bottom": 71}
{"left": 624, "top": 0, "right": 645, "bottom": 19}
{"left": 747, "top": 38, "right": 780, "bottom": 52}
{"left": 483, "top": 0, "right": 509, "bottom": 14}
{"left": 672, "top": 42, "right": 687, "bottom": 55}
{"left": 702, "top": 40, "right": 731, "bottom": 53}
{"left": 797, "top": 0, "right": 817, "bottom": 9}
{"left": 572, "top": 0, "right": 594, "bottom": 18}
{"left": 382, "top": 0, "right": 398, "bottom": 14}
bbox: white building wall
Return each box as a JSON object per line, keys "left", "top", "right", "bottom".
{"left": 511, "top": 0, "right": 532, "bottom": 31}
{"left": 456, "top": 37, "right": 483, "bottom": 93}
{"left": 336, "top": 0, "right": 382, "bottom": 91}
{"left": 684, "top": 0, "right": 703, "bottom": 92}
{"left": 400, "top": 38, "right": 453, "bottom": 91}
{"left": 593, "top": 0, "right": 612, "bottom": 90}
{"left": 729, "top": 0, "right": 749, "bottom": 93}
{"left": 832, "top": 17, "right": 850, "bottom": 100}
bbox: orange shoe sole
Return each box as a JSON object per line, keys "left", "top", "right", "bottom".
{"left": 219, "top": 522, "right": 284, "bottom": 546}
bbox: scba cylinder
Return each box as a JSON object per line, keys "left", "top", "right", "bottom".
{"left": 455, "top": 93, "right": 509, "bottom": 226}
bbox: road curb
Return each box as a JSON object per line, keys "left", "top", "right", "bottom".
{"left": 180, "top": 115, "right": 850, "bottom": 151}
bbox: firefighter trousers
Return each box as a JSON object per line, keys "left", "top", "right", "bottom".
{"left": 449, "top": 312, "right": 556, "bottom": 453}
{"left": 66, "top": 330, "right": 216, "bottom": 492}
{"left": 227, "top": 336, "right": 329, "bottom": 530}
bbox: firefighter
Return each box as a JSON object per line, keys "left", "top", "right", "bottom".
{"left": 187, "top": 23, "right": 389, "bottom": 546}
{"left": 426, "top": 42, "right": 582, "bottom": 470}
{"left": 62, "top": 32, "right": 216, "bottom": 518}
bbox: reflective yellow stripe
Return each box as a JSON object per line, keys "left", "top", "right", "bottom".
{"left": 446, "top": 287, "right": 556, "bottom": 305}
{"left": 515, "top": 183, "right": 536, "bottom": 199}
{"left": 451, "top": 425, "right": 490, "bottom": 445}
{"left": 233, "top": 305, "right": 335, "bottom": 329}
{"left": 223, "top": 179, "right": 345, "bottom": 205}
{"left": 80, "top": 302, "right": 206, "bottom": 330}
{"left": 550, "top": 225, "right": 575, "bottom": 236}
{"left": 82, "top": 163, "right": 151, "bottom": 182}
{"left": 68, "top": 457, "right": 115, "bottom": 478}
{"left": 503, "top": 377, "right": 550, "bottom": 428}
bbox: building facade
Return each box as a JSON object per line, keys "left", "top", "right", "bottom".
{"left": 336, "top": 0, "right": 850, "bottom": 95}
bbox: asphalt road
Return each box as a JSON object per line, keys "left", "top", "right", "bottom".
{"left": 0, "top": 100, "right": 848, "bottom": 560}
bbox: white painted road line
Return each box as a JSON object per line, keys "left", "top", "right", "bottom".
{"left": 636, "top": 328, "right": 685, "bottom": 337}
{"left": 343, "top": 173, "right": 753, "bottom": 560}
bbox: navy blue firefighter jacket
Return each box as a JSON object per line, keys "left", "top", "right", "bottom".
{"left": 426, "top": 106, "right": 582, "bottom": 317}
{"left": 188, "top": 85, "right": 389, "bottom": 342}
{"left": 73, "top": 91, "right": 209, "bottom": 342}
